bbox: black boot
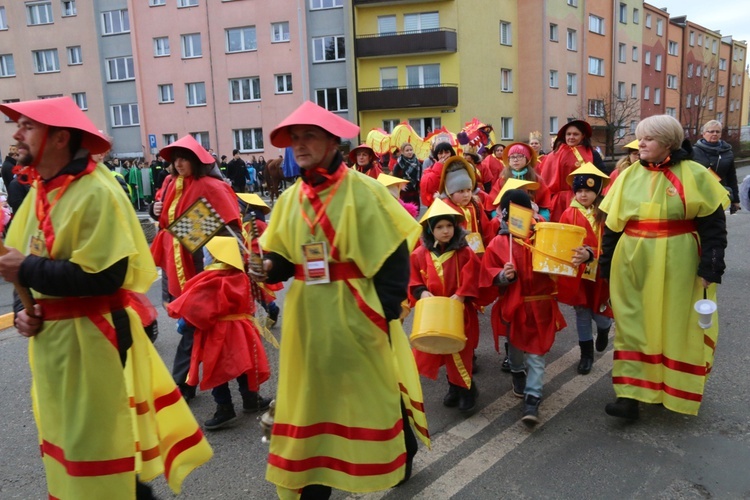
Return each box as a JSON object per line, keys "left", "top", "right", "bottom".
{"left": 521, "top": 394, "right": 541, "bottom": 425}
{"left": 242, "top": 392, "right": 273, "bottom": 413}
{"left": 205, "top": 404, "right": 237, "bottom": 430}
{"left": 443, "top": 382, "right": 460, "bottom": 407}
{"left": 458, "top": 381, "right": 478, "bottom": 414}
{"left": 472, "top": 353, "right": 479, "bottom": 374}
{"left": 577, "top": 340, "right": 594, "bottom": 375}
{"left": 178, "top": 383, "right": 196, "bottom": 402}
{"left": 605, "top": 397, "right": 639, "bottom": 420}
{"left": 501, "top": 341, "right": 511, "bottom": 372}
{"left": 596, "top": 325, "right": 610, "bottom": 352}
{"left": 511, "top": 371, "right": 526, "bottom": 398}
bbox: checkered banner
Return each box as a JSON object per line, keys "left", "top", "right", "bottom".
{"left": 166, "top": 197, "right": 226, "bottom": 253}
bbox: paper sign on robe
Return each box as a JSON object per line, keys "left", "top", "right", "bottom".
{"left": 508, "top": 202, "right": 534, "bottom": 239}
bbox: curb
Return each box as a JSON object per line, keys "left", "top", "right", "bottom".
{"left": 0, "top": 311, "right": 14, "bottom": 330}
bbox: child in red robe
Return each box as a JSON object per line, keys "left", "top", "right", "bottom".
{"left": 557, "top": 163, "right": 613, "bottom": 375}
{"left": 168, "top": 236, "right": 272, "bottom": 430}
{"left": 480, "top": 190, "right": 567, "bottom": 426}
{"left": 410, "top": 199, "right": 482, "bottom": 415}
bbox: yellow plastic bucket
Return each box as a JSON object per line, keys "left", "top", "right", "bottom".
{"left": 532, "top": 222, "right": 586, "bottom": 277}
{"left": 410, "top": 296, "right": 466, "bottom": 354}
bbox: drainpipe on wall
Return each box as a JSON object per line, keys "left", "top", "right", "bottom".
{"left": 206, "top": 3, "right": 220, "bottom": 154}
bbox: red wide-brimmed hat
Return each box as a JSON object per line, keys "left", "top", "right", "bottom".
{"left": 0, "top": 97, "right": 111, "bottom": 154}
{"left": 159, "top": 135, "right": 215, "bottom": 164}
{"left": 348, "top": 144, "right": 376, "bottom": 163}
{"left": 556, "top": 120, "right": 593, "bottom": 143}
{"left": 270, "top": 101, "right": 359, "bottom": 148}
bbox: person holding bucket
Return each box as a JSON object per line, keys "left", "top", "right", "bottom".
{"left": 480, "top": 189, "right": 567, "bottom": 425}
{"left": 599, "top": 114, "right": 729, "bottom": 420}
{"left": 557, "top": 163, "right": 613, "bottom": 375}
{"left": 409, "top": 198, "right": 482, "bottom": 414}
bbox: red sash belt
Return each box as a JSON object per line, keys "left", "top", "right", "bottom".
{"left": 38, "top": 289, "right": 135, "bottom": 321}
{"left": 624, "top": 219, "right": 696, "bottom": 238}
{"left": 294, "top": 262, "right": 364, "bottom": 282}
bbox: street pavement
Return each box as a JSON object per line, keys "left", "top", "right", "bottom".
{"left": 1, "top": 168, "right": 749, "bottom": 499}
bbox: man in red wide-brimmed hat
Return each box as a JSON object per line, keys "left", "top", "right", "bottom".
{"left": 0, "top": 97, "right": 212, "bottom": 499}
{"left": 254, "top": 101, "right": 429, "bottom": 499}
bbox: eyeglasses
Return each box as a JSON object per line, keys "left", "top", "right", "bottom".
{"left": 705, "top": 130, "right": 721, "bottom": 134}
{"left": 508, "top": 154, "right": 527, "bottom": 160}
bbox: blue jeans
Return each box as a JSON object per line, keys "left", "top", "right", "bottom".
{"left": 508, "top": 342, "right": 546, "bottom": 399}
{"left": 574, "top": 306, "right": 612, "bottom": 342}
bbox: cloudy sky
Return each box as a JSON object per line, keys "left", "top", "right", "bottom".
{"left": 654, "top": 1, "right": 750, "bottom": 47}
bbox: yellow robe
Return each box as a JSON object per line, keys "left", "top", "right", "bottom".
{"left": 7, "top": 162, "right": 212, "bottom": 499}
{"left": 600, "top": 159, "right": 729, "bottom": 415}
{"left": 261, "top": 166, "right": 428, "bottom": 495}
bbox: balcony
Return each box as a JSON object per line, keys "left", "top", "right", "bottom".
{"left": 357, "top": 84, "right": 458, "bottom": 111}
{"left": 356, "top": 28, "right": 457, "bottom": 58}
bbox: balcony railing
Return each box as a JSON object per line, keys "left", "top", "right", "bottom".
{"left": 357, "top": 84, "right": 458, "bottom": 111}
{"left": 356, "top": 28, "right": 457, "bottom": 58}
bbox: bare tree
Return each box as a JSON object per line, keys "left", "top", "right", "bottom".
{"left": 678, "top": 59, "right": 720, "bottom": 142}
{"left": 579, "top": 92, "right": 641, "bottom": 157}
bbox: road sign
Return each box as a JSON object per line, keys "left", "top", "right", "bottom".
{"left": 148, "top": 134, "right": 157, "bottom": 149}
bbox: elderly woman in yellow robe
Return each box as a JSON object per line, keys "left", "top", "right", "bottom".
{"left": 599, "top": 115, "right": 729, "bottom": 420}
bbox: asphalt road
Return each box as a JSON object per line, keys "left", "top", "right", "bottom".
{"left": 1, "top": 168, "right": 749, "bottom": 499}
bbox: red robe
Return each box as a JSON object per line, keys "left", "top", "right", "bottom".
{"left": 409, "top": 245, "right": 481, "bottom": 388}
{"left": 602, "top": 168, "right": 621, "bottom": 196}
{"left": 167, "top": 267, "right": 271, "bottom": 391}
{"left": 479, "top": 155, "right": 503, "bottom": 188}
{"left": 539, "top": 145, "right": 595, "bottom": 221}
{"left": 420, "top": 161, "right": 444, "bottom": 208}
{"left": 480, "top": 233, "right": 566, "bottom": 355}
{"left": 556, "top": 206, "right": 612, "bottom": 317}
{"left": 151, "top": 175, "right": 240, "bottom": 298}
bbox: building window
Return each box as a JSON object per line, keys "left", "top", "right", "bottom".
{"left": 233, "top": 128, "right": 264, "bottom": 152}
{"left": 645, "top": 51, "right": 651, "bottom": 65}
{"left": 27, "top": 2, "right": 53, "bottom": 26}
{"left": 718, "top": 85, "right": 725, "bottom": 97}
{"left": 618, "top": 43, "right": 626, "bottom": 63}
{"left": 67, "top": 46, "right": 82, "bottom": 65}
{"left": 0, "top": 54, "right": 15, "bottom": 77}
{"left": 312, "top": 35, "right": 345, "bottom": 62}
{"left": 716, "top": 112, "right": 723, "bottom": 123}
{"left": 588, "top": 99, "right": 604, "bottom": 117}
{"left": 163, "top": 133, "right": 177, "bottom": 145}
{"left": 186, "top": 82, "right": 207, "bottom": 106}
{"left": 33, "top": 49, "right": 60, "bottom": 73}
{"left": 501, "top": 68, "right": 512, "bottom": 92}
{"left": 630, "top": 120, "right": 637, "bottom": 133}
{"left": 696, "top": 65, "right": 701, "bottom": 77}
{"left": 72, "top": 92, "right": 87, "bottom": 110}
{"left": 500, "top": 117, "right": 513, "bottom": 140}
{"left": 686, "top": 94, "right": 691, "bottom": 108}
{"left": 226, "top": 27, "right": 256, "bottom": 53}
{"left": 617, "top": 81, "right": 626, "bottom": 100}
{"left": 589, "top": 15, "right": 604, "bottom": 35}
{"left": 588, "top": 57, "right": 604, "bottom": 76}
{"left": 698, "top": 33, "right": 703, "bottom": 45}
{"left": 380, "top": 67, "right": 398, "bottom": 88}
{"left": 178, "top": 0, "right": 198, "bottom": 7}
{"left": 668, "top": 41, "right": 678, "bottom": 56}
{"left": 310, "top": 0, "right": 342, "bottom": 9}
{"left": 708, "top": 96, "right": 714, "bottom": 110}
{"left": 549, "top": 23, "right": 558, "bottom": 42}
{"left": 703, "top": 65, "right": 708, "bottom": 78}
{"left": 275, "top": 74, "right": 293, "bottom": 94}
{"left": 107, "top": 56, "right": 135, "bottom": 81}
{"left": 704, "top": 37, "right": 710, "bottom": 49}
{"left": 689, "top": 31, "right": 695, "bottom": 46}
{"left": 710, "top": 68, "right": 716, "bottom": 82}
{"left": 150, "top": 0, "right": 166, "bottom": 5}
{"left": 111, "top": 103, "right": 139, "bottom": 127}
{"left": 645, "top": 14, "right": 652, "bottom": 28}
{"left": 102, "top": 9, "right": 129, "bottom": 35}
{"left": 158, "top": 84, "right": 174, "bottom": 103}
{"left": 631, "top": 83, "right": 637, "bottom": 99}
{"left": 712, "top": 40, "right": 718, "bottom": 54}
{"left": 182, "top": 33, "right": 203, "bottom": 58}
{"left": 377, "top": 15, "right": 396, "bottom": 35}
{"left": 406, "top": 64, "right": 440, "bottom": 87}
{"left": 549, "top": 116, "right": 559, "bottom": 135}
{"left": 655, "top": 54, "right": 662, "bottom": 71}
{"left": 0, "top": 7, "right": 7, "bottom": 30}
{"left": 191, "top": 132, "right": 210, "bottom": 149}
{"left": 667, "top": 74, "right": 678, "bottom": 89}
{"left": 619, "top": 3, "right": 627, "bottom": 23}
{"left": 229, "top": 77, "right": 261, "bottom": 102}
{"left": 408, "top": 118, "right": 440, "bottom": 137}
{"left": 272, "top": 22, "right": 290, "bottom": 43}
{"left": 499, "top": 21, "right": 512, "bottom": 45}
{"left": 382, "top": 119, "right": 399, "bottom": 133}
{"left": 654, "top": 88, "right": 661, "bottom": 105}
{"left": 62, "top": 1, "right": 77, "bottom": 17}
{"left": 566, "top": 73, "right": 577, "bottom": 95}
{"left": 687, "top": 63, "right": 693, "bottom": 78}
{"left": 643, "top": 86, "right": 650, "bottom": 101}
{"left": 729, "top": 100, "right": 735, "bottom": 112}
{"left": 567, "top": 0, "right": 577, "bottom": 6}
{"left": 666, "top": 107, "right": 676, "bottom": 118}
{"left": 154, "top": 37, "right": 170, "bottom": 57}
{"left": 632, "top": 46, "right": 638, "bottom": 61}
{"left": 549, "top": 70, "right": 559, "bottom": 88}
{"left": 656, "top": 19, "right": 663, "bottom": 36}
{"left": 719, "top": 58, "right": 727, "bottom": 70}
{"left": 316, "top": 87, "right": 347, "bottom": 112}
{"left": 633, "top": 8, "right": 639, "bottom": 24}
{"left": 566, "top": 29, "right": 577, "bottom": 51}
{"left": 405, "top": 12, "right": 439, "bottom": 33}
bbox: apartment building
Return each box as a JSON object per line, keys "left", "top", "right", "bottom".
{"left": 642, "top": 4, "right": 669, "bottom": 119}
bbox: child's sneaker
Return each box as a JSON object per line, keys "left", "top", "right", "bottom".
{"left": 443, "top": 383, "right": 460, "bottom": 407}
{"left": 511, "top": 371, "right": 526, "bottom": 398}
{"left": 521, "top": 394, "right": 541, "bottom": 425}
